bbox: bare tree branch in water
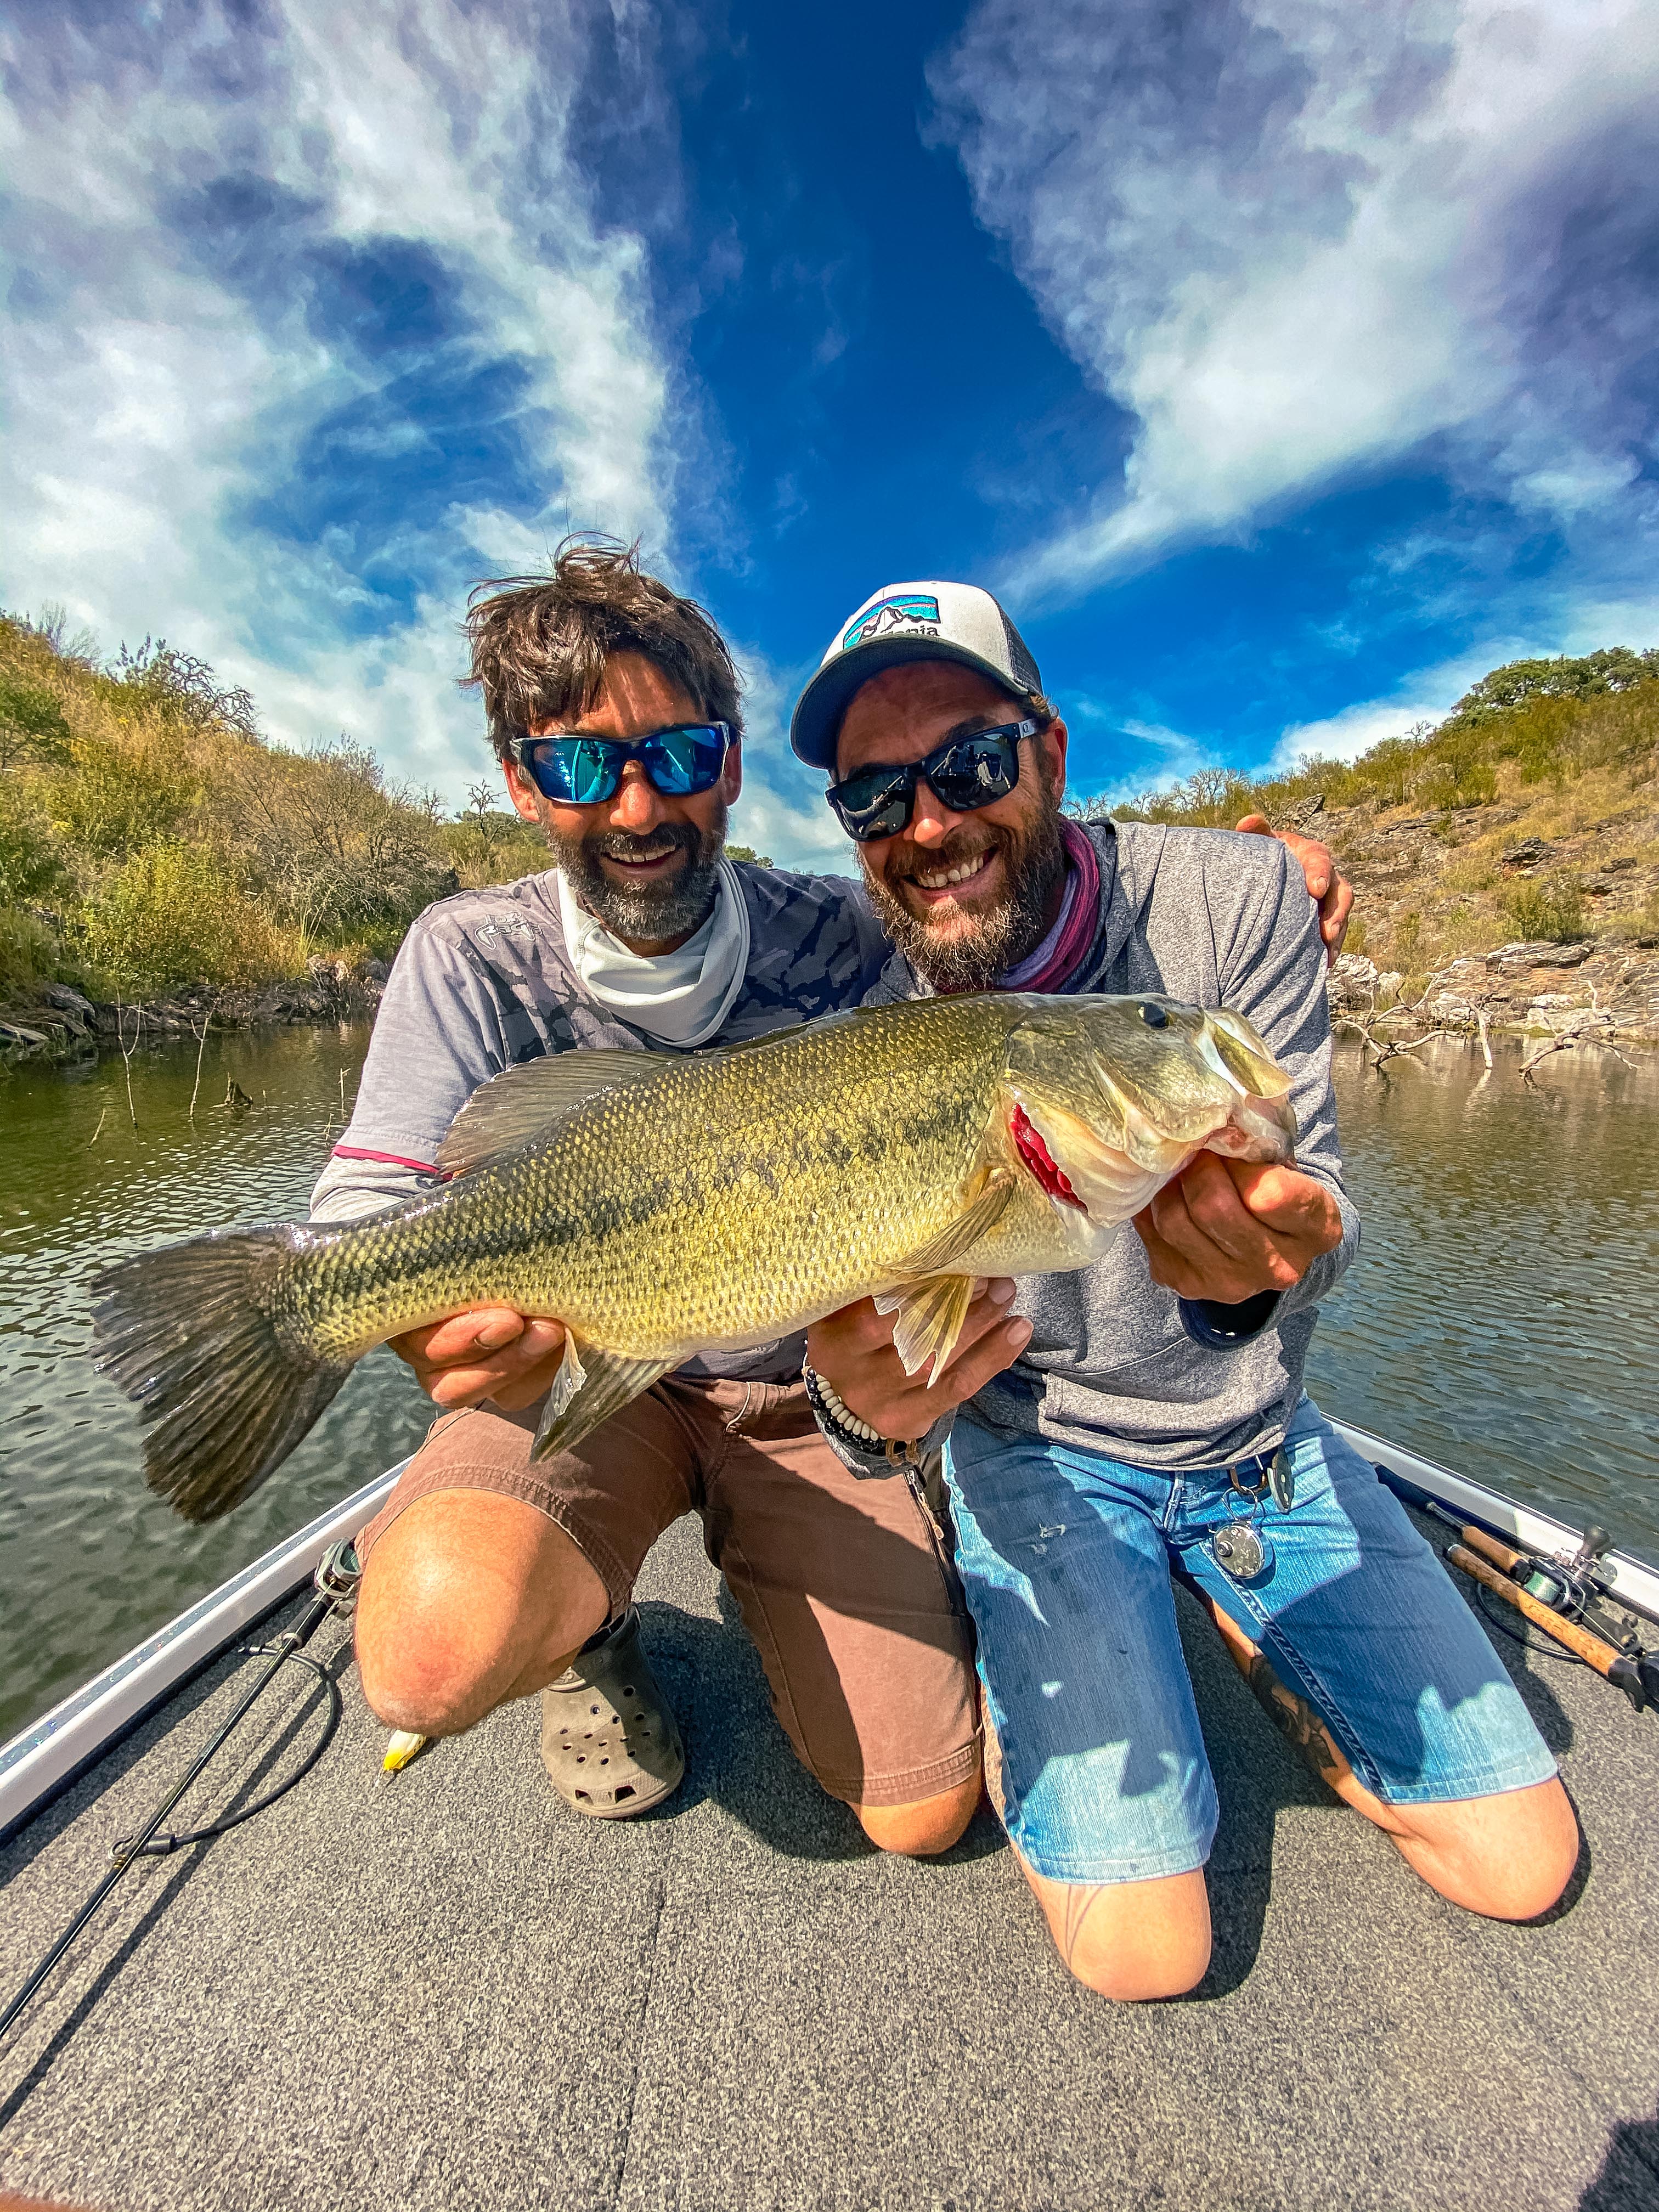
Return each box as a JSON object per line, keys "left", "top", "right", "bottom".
{"left": 1521, "top": 982, "right": 1639, "bottom": 1088}
{"left": 1334, "top": 985, "right": 1455, "bottom": 1076}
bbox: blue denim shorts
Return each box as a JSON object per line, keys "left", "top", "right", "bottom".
{"left": 944, "top": 1396, "right": 1558, "bottom": 1886}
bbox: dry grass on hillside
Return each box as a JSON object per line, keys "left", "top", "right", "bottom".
{"left": 0, "top": 612, "right": 546, "bottom": 1005}
{"left": 1081, "top": 654, "right": 1659, "bottom": 981}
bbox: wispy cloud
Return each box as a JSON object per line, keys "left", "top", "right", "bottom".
{"left": 725, "top": 642, "right": 855, "bottom": 876}
{"left": 932, "top": 0, "right": 1659, "bottom": 609}
{"left": 0, "top": 0, "right": 678, "bottom": 800}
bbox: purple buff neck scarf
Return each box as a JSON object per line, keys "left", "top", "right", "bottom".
{"left": 996, "top": 820, "right": 1101, "bottom": 995}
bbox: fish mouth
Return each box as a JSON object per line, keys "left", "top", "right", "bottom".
{"left": 1206, "top": 1090, "right": 1299, "bottom": 1165}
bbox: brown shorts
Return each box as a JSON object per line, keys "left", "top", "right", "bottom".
{"left": 358, "top": 1375, "right": 980, "bottom": 1809}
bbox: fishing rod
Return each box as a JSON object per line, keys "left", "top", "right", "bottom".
{"left": 0, "top": 1541, "right": 362, "bottom": 2046}
{"left": 1380, "top": 1468, "right": 1658, "bottom": 1712}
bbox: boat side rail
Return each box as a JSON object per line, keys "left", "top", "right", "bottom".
{"left": 0, "top": 1464, "right": 403, "bottom": 1846}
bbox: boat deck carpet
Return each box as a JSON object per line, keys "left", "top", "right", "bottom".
{"left": 2, "top": 1502, "right": 1656, "bottom": 2211}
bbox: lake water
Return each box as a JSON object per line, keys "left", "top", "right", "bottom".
{"left": 2, "top": 1023, "right": 1656, "bottom": 1740}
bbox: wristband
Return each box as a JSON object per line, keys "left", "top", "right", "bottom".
{"left": 802, "top": 1362, "right": 922, "bottom": 1466}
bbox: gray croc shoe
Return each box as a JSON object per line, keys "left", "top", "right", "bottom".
{"left": 540, "top": 1607, "right": 685, "bottom": 1818}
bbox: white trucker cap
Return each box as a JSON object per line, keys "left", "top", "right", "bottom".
{"left": 789, "top": 579, "right": 1045, "bottom": 770}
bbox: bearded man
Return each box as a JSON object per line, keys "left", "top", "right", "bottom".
{"left": 318, "top": 542, "right": 983, "bottom": 1854}
{"left": 792, "top": 581, "right": 1578, "bottom": 1998}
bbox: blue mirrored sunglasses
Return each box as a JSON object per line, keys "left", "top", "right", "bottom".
{"left": 511, "top": 721, "right": 733, "bottom": 805}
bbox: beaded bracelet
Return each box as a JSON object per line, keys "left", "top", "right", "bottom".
{"left": 802, "top": 1362, "right": 922, "bottom": 1466}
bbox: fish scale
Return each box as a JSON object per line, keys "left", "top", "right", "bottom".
{"left": 91, "top": 991, "right": 1297, "bottom": 1521}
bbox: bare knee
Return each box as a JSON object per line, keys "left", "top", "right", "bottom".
{"left": 1062, "top": 1915, "right": 1212, "bottom": 2001}
{"left": 856, "top": 1772, "right": 981, "bottom": 1858}
{"left": 1390, "top": 1776, "right": 1581, "bottom": 1921}
{"left": 354, "top": 1489, "right": 607, "bottom": 1737}
{"left": 357, "top": 1618, "right": 585, "bottom": 1737}
{"left": 1030, "top": 1864, "right": 1212, "bottom": 2001}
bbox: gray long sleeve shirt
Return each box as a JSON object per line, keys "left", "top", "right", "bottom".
{"left": 310, "top": 860, "right": 888, "bottom": 1382}
{"left": 845, "top": 819, "right": 1359, "bottom": 1471}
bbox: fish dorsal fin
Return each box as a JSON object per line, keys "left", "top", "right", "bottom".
{"left": 436, "top": 1049, "right": 667, "bottom": 1176}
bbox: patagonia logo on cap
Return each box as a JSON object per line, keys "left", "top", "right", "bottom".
{"left": 843, "top": 594, "right": 941, "bottom": 651}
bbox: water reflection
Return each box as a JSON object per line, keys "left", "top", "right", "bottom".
{"left": 1, "top": 1023, "right": 1655, "bottom": 1740}
{"left": 1311, "top": 1031, "right": 1659, "bottom": 1570}
{"left": 0, "top": 1025, "right": 431, "bottom": 1738}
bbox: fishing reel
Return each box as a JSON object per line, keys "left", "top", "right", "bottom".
{"left": 1502, "top": 1523, "right": 1658, "bottom": 1714}
{"left": 314, "top": 1537, "right": 363, "bottom": 1613}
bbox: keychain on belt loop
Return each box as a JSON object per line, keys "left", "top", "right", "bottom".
{"left": 1211, "top": 1447, "right": 1295, "bottom": 1585}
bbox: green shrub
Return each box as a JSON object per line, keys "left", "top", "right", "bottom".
{"left": 0, "top": 905, "right": 59, "bottom": 999}
{"left": 76, "top": 842, "right": 286, "bottom": 998}
{"left": 49, "top": 730, "right": 199, "bottom": 857}
{"left": 0, "top": 673, "right": 71, "bottom": 768}
{"left": 1500, "top": 874, "right": 1587, "bottom": 944}
{"left": 0, "top": 778, "right": 62, "bottom": 904}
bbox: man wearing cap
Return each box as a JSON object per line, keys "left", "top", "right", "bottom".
{"left": 793, "top": 582, "right": 1579, "bottom": 2000}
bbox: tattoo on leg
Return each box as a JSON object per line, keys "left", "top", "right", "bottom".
{"left": 1060, "top": 1883, "right": 1108, "bottom": 1970}
{"left": 1246, "top": 1651, "right": 1348, "bottom": 1789}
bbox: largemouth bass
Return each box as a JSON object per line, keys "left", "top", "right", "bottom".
{"left": 92, "top": 991, "right": 1296, "bottom": 1522}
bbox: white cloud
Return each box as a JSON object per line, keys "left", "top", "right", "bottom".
{"left": 932, "top": 0, "right": 1659, "bottom": 605}
{"left": 725, "top": 642, "right": 855, "bottom": 876}
{"left": 1264, "top": 685, "right": 1463, "bottom": 777}
{"left": 0, "top": 0, "right": 676, "bottom": 805}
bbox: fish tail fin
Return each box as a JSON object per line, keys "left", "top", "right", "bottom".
{"left": 92, "top": 1226, "right": 352, "bottom": 1522}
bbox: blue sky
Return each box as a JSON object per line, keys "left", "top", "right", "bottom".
{"left": 3, "top": 0, "right": 1656, "bottom": 869}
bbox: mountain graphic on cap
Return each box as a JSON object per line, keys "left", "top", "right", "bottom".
{"left": 791, "top": 579, "right": 1043, "bottom": 770}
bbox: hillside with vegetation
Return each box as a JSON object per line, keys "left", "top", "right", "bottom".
{"left": 0, "top": 608, "right": 554, "bottom": 1035}
{"left": 1084, "top": 648, "right": 1659, "bottom": 1048}
{"left": 3, "top": 606, "right": 1654, "bottom": 1056}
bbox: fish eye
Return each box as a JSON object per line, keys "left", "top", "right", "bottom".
{"left": 1138, "top": 1002, "right": 1169, "bottom": 1028}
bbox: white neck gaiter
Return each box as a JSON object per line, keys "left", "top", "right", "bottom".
{"left": 556, "top": 858, "right": 751, "bottom": 1047}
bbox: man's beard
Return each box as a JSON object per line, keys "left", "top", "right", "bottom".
{"left": 857, "top": 782, "right": 1068, "bottom": 994}
{"left": 545, "top": 807, "right": 727, "bottom": 943}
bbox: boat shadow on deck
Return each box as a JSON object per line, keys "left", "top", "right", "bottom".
{"left": 0, "top": 1509, "right": 1653, "bottom": 2212}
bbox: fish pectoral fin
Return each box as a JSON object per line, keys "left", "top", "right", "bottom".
{"left": 873, "top": 1274, "right": 977, "bottom": 1385}
{"left": 531, "top": 1345, "right": 674, "bottom": 1462}
{"left": 871, "top": 1171, "right": 1018, "bottom": 1384}
{"left": 437, "top": 1050, "right": 668, "bottom": 1177}
{"left": 890, "top": 1169, "right": 1015, "bottom": 1282}
{"left": 544, "top": 1331, "right": 588, "bottom": 1425}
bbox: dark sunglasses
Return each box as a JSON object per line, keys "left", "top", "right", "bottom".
{"left": 825, "top": 718, "right": 1040, "bottom": 843}
{"left": 510, "top": 721, "right": 733, "bottom": 806}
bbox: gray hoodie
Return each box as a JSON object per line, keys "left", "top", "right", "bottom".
{"left": 845, "top": 818, "right": 1359, "bottom": 1472}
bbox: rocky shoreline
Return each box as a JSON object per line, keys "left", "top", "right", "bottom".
{"left": 1328, "top": 940, "right": 1659, "bottom": 1050}
{"left": 0, "top": 956, "right": 390, "bottom": 1066}
{"left": 7, "top": 938, "right": 1656, "bottom": 1073}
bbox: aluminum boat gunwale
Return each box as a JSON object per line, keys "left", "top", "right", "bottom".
{"left": 0, "top": 1463, "right": 404, "bottom": 1846}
